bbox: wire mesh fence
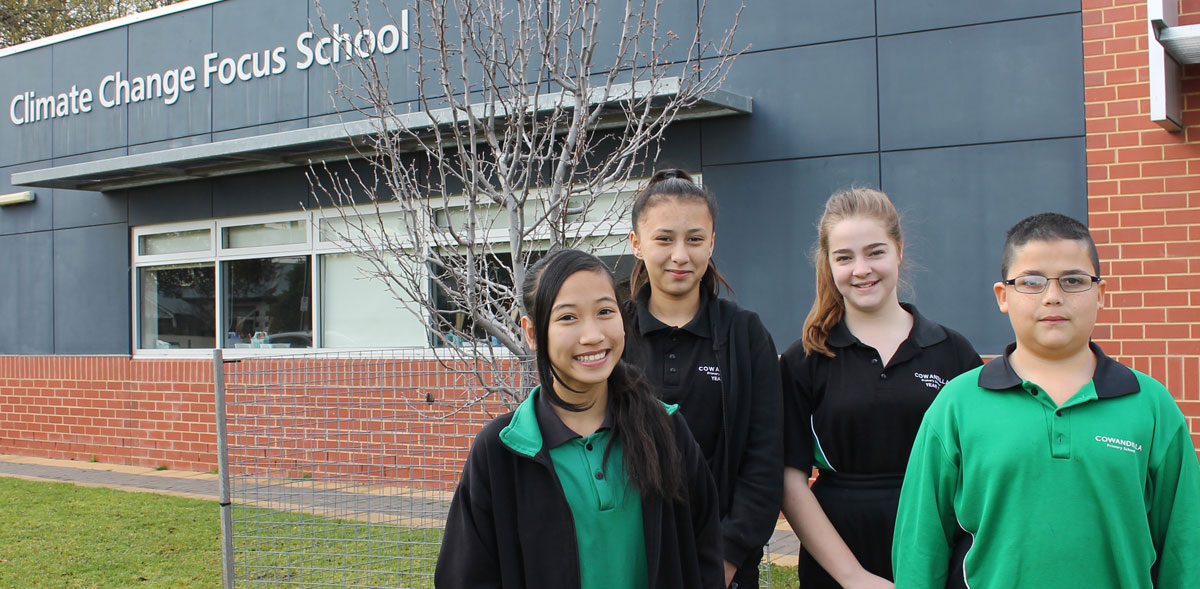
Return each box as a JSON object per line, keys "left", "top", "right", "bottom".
{"left": 217, "top": 348, "right": 776, "bottom": 588}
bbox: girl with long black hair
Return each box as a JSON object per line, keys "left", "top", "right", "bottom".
{"left": 435, "top": 248, "right": 724, "bottom": 589}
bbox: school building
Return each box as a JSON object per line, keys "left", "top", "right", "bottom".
{"left": 0, "top": 0, "right": 1195, "bottom": 470}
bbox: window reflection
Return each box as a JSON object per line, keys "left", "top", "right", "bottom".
{"left": 138, "top": 264, "right": 216, "bottom": 349}
{"left": 223, "top": 256, "right": 313, "bottom": 349}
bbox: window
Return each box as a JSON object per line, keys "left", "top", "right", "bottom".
{"left": 131, "top": 183, "right": 647, "bottom": 355}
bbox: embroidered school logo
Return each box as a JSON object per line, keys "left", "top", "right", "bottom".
{"left": 1095, "top": 435, "right": 1143, "bottom": 454}
{"left": 913, "top": 372, "right": 946, "bottom": 390}
{"left": 698, "top": 365, "right": 721, "bottom": 382}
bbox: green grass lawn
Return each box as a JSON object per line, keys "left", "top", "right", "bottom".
{"left": 0, "top": 477, "right": 221, "bottom": 587}
{"left": 0, "top": 476, "right": 799, "bottom": 587}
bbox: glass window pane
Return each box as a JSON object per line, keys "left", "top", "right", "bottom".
{"left": 318, "top": 211, "right": 412, "bottom": 243}
{"left": 138, "top": 263, "right": 216, "bottom": 349}
{"left": 321, "top": 253, "right": 427, "bottom": 347}
{"left": 138, "top": 229, "right": 211, "bottom": 256}
{"left": 223, "top": 256, "right": 312, "bottom": 349}
{"left": 222, "top": 220, "right": 307, "bottom": 249}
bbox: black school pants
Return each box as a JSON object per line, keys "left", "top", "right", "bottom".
{"left": 797, "top": 471, "right": 903, "bottom": 589}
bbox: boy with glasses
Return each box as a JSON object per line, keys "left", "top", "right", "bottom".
{"left": 892, "top": 212, "right": 1200, "bottom": 588}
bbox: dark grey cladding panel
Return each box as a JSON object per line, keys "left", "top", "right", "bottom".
{"left": 0, "top": 162, "right": 52, "bottom": 235}
{"left": 877, "top": 0, "right": 1079, "bottom": 36}
{"left": 53, "top": 187, "right": 127, "bottom": 229}
{"left": 309, "top": 158, "right": 395, "bottom": 206}
{"left": 213, "top": 167, "right": 313, "bottom": 217}
{"left": 632, "top": 121, "right": 703, "bottom": 179}
{"left": 0, "top": 232, "right": 54, "bottom": 354}
{"left": 52, "top": 27, "right": 129, "bottom": 158}
{"left": 128, "top": 133, "right": 213, "bottom": 155}
{"left": 306, "top": 0, "right": 424, "bottom": 117}
{"left": 703, "top": 0, "right": 875, "bottom": 55}
{"left": 51, "top": 146, "right": 128, "bottom": 166}
{"left": 210, "top": 0, "right": 309, "bottom": 132}
{"left": 705, "top": 153, "right": 880, "bottom": 346}
{"left": 53, "top": 223, "right": 131, "bottom": 354}
{"left": 878, "top": 14, "right": 1085, "bottom": 151}
{"left": 127, "top": 179, "right": 214, "bottom": 226}
{"left": 701, "top": 39, "right": 878, "bottom": 166}
{"left": 880, "top": 137, "right": 1087, "bottom": 355}
{"left": 127, "top": 4, "right": 214, "bottom": 146}
{"left": 586, "top": 2, "right": 697, "bottom": 73}
{"left": 0, "top": 48, "right": 54, "bottom": 165}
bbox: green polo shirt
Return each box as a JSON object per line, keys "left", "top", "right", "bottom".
{"left": 894, "top": 343, "right": 1200, "bottom": 588}
{"left": 535, "top": 388, "right": 649, "bottom": 589}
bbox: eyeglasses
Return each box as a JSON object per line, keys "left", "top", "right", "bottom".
{"left": 1002, "top": 274, "right": 1101, "bottom": 294}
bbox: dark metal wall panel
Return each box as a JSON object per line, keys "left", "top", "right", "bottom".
{"left": 701, "top": 39, "right": 878, "bottom": 166}
{"left": 878, "top": 14, "right": 1085, "bottom": 151}
{"left": 0, "top": 232, "right": 54, "bottom": 354}
{"left": 53, "top": 188, "right": 127, "bottom": 229}
{"left": 706, "top": 153, "right": 881, "bottom": 347}
{"left": 126, "top": 5, "right": 214, "bottom": 146}
{"left": 704, "top": 0, "right": 876, "bottom": 54}
{"left": 52, "top": 223, "right": 131, "bottom": 354}
{"left": 210, "top": 0, "right": 310, "bottom": 132}
{"left": 212, "top": 167, "right": 314, "bottom": 217}
{"left": 0, "top": 48, "right": 53, "bottom": 165}
{"left": 0, "top": 163, "right": 53, "bottom": 235}
{"left": 126, "top": 180, "right": 214, "bottom": 226}
{"left": 51, "top": 28, "right": 129, "bottom": 158}
{"left": 877, "top": 0, "right": 1081, "bottom": 36}
{"left": 880, "top": 137, "right": 1088, "bottom": 353}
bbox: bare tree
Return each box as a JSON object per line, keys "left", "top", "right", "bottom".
{"left": 310, "top": 0, "right": 743, "bottom": 406}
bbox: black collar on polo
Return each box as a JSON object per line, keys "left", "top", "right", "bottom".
{"left": 826, "top": 302, "right": 948, "bottom": 349}
{"left": 534, "top": 385, "right": 615, "bottom": 449}
{"left": 978, "top": 341, "right": 1141, "bottom": 398}
{"left": 635, "top": 283, "right": 712, "bottom": 339}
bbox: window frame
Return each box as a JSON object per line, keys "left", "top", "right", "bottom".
{"left": 130, "top": 181, "right": 653, "bottom": 358}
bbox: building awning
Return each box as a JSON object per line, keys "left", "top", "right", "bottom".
{"left": 12, "top": 77, "right": 752, "bottom": 192}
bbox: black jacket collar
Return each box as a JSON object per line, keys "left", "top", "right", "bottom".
{"left": 978, "top": 341, "right": 1140, "bottom": 399}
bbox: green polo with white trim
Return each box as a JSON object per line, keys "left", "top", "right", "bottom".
{"left": 894, "top": 343, "right": 1200, "bottom": 588}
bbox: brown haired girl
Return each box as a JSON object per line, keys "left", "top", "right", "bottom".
{"left": 779, "top": 188, "right": 981, "bottom": 588}
{"left": 623, "top": 169, "right": 783, "bottom": 588}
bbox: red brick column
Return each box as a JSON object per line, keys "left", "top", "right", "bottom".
{"left": 1083, "top": 0, "right": 1200, "bottom": 450}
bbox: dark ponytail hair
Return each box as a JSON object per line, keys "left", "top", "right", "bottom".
{"left": 523, "top": 249, "right": 684, "bottom": 500}
{"left": 629, "top": 169, "right": 733, "bottom": 299}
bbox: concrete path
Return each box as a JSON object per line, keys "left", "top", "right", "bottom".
{"left": 0, "top": 453, "right": 800, "bottom": 567}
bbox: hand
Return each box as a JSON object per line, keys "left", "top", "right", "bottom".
{"left": 723, "top": 560, "right": 737, "bottom": 587}
{"left": 840, "top": 569, "right": 894, "bottom": 589}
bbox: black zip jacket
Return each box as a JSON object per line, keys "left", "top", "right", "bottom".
{"left": 434, "top": 391, "right": 724, "bottom": 589}
{"left": 625, "top": 293, "right": 785, "bottom": 566}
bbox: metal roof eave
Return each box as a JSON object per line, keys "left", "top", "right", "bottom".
{"left": 12, "top": 77, "right": 752, "bottom": 193}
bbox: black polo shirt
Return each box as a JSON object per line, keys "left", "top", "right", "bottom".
{"left": 780, "top": 304, "right": 981, "bottom": 476}
{"left": 629, "top": 289, "right": 723, "bottom": 458}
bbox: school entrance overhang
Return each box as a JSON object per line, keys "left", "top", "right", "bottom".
{"left": 11, "top": 77, "right": 752, "bottom": 193}
{"left": 1148, "top": 0, "right": 1199, "bottom": 131}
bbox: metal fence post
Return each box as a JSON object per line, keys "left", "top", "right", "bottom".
{"left": 214, "top": 349, "right": 235, "bottom": 589}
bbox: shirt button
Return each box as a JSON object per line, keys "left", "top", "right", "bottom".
{"left": 585, "top": 443, "right": 593, "bottom": 451}
{"left": 595, "top": 471, "right": 604, "bottom": 480}
{"left": 871, "top": 358, "right": 879, "bottom": 364}
{"left": 879, "top": 373, "right": 888, "bottom": 380}
{"left": 668, "top": 353, "right": 676, "bottom": 360}
{"left": 669, "top": 368, "right": 677, "bottom": 374}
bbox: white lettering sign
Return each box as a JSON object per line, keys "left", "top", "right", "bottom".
{"left": 8, "top": 10, "right": 409, "bottom": 127}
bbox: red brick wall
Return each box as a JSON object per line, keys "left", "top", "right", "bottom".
{"left": 0, "top": 356, "right": 216, "bottom": 471}
{"left": 1084, "top": 0, "right": 1200, "bottom": 451}
{"left": 0, "top": 355, "right": 509, "bottom": 483}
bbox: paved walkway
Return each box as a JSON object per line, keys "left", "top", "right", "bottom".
{"left": 0, "top": 453, "right": 800, "bottom": 567}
